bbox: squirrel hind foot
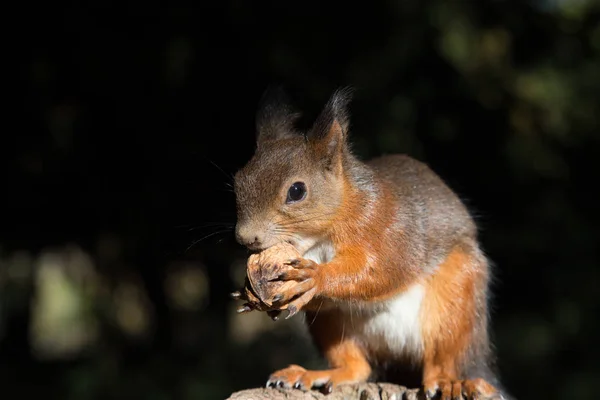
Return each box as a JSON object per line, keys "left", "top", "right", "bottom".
{"left": 266, "top": 364, "right": 325, "bottom": 391}
{"left": 266, "top": 364, "right": 367, "bottom": 393}
{"left": 423, "top": 378, "right": 501, "bottom": 400}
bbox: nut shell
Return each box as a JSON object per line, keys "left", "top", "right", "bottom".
{"left": 246, "top": 242, "right": 300, "bottom": 308}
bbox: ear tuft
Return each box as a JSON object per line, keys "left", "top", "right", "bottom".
{"left": 309, "top": 86, "right": 353, "bottom": 141}
{"left": 308, "top": 87, "right": 354, "bottom": 168}
{"left": 255, "top": 86, "right": 301, "bottom": 145}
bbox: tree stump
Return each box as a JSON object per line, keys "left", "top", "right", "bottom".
{"left": 227, "top": 382, "right": 420, "bottom": 400}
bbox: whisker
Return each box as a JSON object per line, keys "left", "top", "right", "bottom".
{"left": 177, "top": 218, "right": 235, "bottom": 228}
{"left": 186, "top": 230, "right": 232, "bottom": 252}
{"left": 309, "top": 300, "right": 324, "bottom": 326}
{"left": 207, "top": 159, "right": 235, "bottom": 184}
{"left": 269, "top": 227, "right": 302, "bottom": 237}
{"left": 204, "top": 158, "right": 237, "bottom": 194}
{"left": 270, "top": 232, "right": 303, "bottom": 244}
{"left": 187, "top": 223, "right": 235, "bottom": 232}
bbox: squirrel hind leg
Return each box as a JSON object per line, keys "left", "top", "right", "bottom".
{"left": 267, "top": 319, "right": 372, "bottom": 393}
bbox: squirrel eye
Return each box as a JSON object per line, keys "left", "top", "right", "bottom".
{"left": 286, "top": 182, "right": 307, "bottom": 203}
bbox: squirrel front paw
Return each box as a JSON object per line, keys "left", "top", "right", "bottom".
{"left": 266, "top": 257, "right": 320, "bottom": 318}
{"left": 231, "top": 286, "right": 284, "bottom": 321}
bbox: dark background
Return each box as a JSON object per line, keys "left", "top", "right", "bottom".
{"left": 3, "top": 1, "right": 599, "bottom": 399}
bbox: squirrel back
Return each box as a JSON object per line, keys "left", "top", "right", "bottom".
{"left": 367, "top": 154, "right": 477, "bottom": 270}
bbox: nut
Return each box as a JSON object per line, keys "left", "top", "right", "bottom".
{"left": 246, "top": 242, "right": 300, "bottom": 308}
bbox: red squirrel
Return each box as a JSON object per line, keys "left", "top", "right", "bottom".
{"left": 231, "top": 88, "right": 509, "bottom": 400}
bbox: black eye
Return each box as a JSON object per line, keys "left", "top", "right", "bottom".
{"left": 286, "top": 182, "right": 307, "bottom": 203}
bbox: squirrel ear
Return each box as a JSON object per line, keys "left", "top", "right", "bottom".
{"left": 308, "top": 87, "right": 353, "bottom": 169}
{"left": 255, "top": 86, "right": 301, "bottom": 146}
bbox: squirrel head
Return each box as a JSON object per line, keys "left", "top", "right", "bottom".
{"left": 234, "top": 87, "right": 353, "bottom": 252}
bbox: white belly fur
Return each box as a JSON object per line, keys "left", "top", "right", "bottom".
{"left": 358, "top": 284, "right": 425, "bottom": 358}
{"left": 297, "top": 237, "right": 424, "bottom": 359}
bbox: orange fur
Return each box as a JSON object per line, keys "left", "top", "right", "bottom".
{"left": 268, "top": 310, "right": 371, "bottom": 391}
{"left": 420, "top": 245, "right": 498, "bottom": 399}
{"left": 421, "top": 246, "right": 476, "bottom": 378}
{"left": 313, "top": 178, "right": 420, "bottom": 303}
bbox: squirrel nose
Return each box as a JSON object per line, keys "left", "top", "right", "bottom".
{"left": 235, "top": 225, "right": 264, "bottom": 249}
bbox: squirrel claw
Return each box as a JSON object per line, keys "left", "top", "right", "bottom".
{"left": 236, "top": 304, "right": 253, "bottom": 314}
{"left": 283, "top": 287, "right": 318, "bottom": 319}
{"left": 293, "top": 381, "right": 304, "bottom": 390}
{"left": 268, "top": 279, "right": 317, "bottom": 309}
{"left": 424, "top": 379, "right": 499, "bottom": 400}
{"left": 230, "top": 290, "right": 242, "bottom": 300}
{"left": 267, "top": 310, "right": 282, "bottom": 321}
{"left": 285, "top": 305, "right": 298, "bottom": 319}
{"left": 266, "top": 379, "right": 284, "bottom": 388}
{"left": 320, "top": 381, "right": 334, "bottom": 395}
{"left": 271, "top": 293, "right": 284, "bottom": 303}
{"left": 425, "top": 387, "right": 437, "bottom": 400}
